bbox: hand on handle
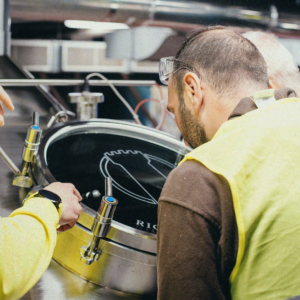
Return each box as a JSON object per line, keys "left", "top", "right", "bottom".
{"left": 44, "top": 182, "right": 82, "bottom": 232}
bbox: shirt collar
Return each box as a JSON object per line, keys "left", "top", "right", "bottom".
{"left": 228, "top": 87, "right": 298, "bottom": 120}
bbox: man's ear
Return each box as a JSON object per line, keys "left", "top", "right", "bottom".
{"left": 183, "top": 72, "right": 202, "bottom": 114}
{"left": 269, "top": 78, "right": 280, "bottom": 90}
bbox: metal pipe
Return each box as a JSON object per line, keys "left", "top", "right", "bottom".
{"left": 21, "top": 161, "right": 29, "bottom": 176}
{"left": 4, "top": 0, "right": 10, "bottom": 56}
{"left": 0, "top": 146, "right": 20, "bottom": 174}
{"left": 105, "top": 177, "right": 113, "bottom": 197}
{"left": 0, "top": 79, "right": 156, "bottom": 87}
{"left": 9, "top": 0, "right": 300, "bottom": 32}
{"left": 0, "top": 0, "right": 10, "bottom": 56}
{"left": 33, "top": 111, "right": 39, "bottom": 126}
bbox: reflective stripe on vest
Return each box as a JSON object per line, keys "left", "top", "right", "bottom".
{"left": 180, "top": 98, "right": 300, "bottom": 300}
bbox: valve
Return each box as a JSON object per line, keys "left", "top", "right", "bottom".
{"left": 69, "top": 92, "right": 104, "bottom": 120}
{"left": 12, "top": 112, "right": 42, "bottom": 188}
{"left": 0, "top": 112, "right": 42, "bottom": 188}
{"left": 80, "top": 177, "right": 118, "bottom": 265}
{"left": 69, "top": 78, "right": 104, "bottom": 120}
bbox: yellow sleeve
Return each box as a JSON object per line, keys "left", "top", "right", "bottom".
{"left": 0, "top": 197, "right": 59, "bottom": 300}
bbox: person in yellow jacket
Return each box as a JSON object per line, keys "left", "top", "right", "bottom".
{"left": 0, "top": 87, "right": 82, "bottom": 300}
{"left": 157, "top": 26, "right": 300, "bottom": 300}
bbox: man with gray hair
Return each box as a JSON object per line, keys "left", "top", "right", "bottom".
{"left": 243, "top": 31, "right": 300, "bottom": 95}
{"left": 157, "top": 26, "right": 300, "bottom": 300}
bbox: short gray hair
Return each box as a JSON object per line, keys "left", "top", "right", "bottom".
{"left": 243, "top": 31, "right": 300, "bottom": 95}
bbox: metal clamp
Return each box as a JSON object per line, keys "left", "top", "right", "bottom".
{"left": 80, "top": 177, "right": 118, "bottom": 265}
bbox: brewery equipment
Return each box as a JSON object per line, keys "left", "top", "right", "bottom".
{"left": 0, "top": 73, "right": 188, "bottom": 296}
{"left": 28, "top": 118, "right": 190, "bottom": 296}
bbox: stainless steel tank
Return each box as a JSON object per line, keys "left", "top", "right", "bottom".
{"left": 30, "top": 119, "right": 190, "bottom": 296}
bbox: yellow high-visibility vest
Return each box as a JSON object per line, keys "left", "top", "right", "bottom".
{"left": 180, "top": 98, "right": 300, "bottom": 300}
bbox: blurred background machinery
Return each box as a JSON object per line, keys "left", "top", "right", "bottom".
{"left": 5, "top": 0, "right": 300, "bottom": 131}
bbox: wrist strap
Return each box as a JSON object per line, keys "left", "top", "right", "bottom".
{"left": 23, "top": 192, "right": 63, "bottom": 215}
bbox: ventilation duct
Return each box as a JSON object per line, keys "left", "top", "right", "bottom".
{"left": 9, "top": 0, "right": 300, "bottom": 33}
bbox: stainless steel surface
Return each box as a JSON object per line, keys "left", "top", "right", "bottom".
{"left": 0, "top": 54, "right": 151, "bottom": 298}
{"left": 69, "top": 92, "right": 104, "bottom": 120}
{"left": 54, "top": 223, "right": 157, "bottom": 295}
{"left": 0, "top": 0, "right": 10, "bottom": 56}
{"left": 105, "top": 177, "right": 113, "bottom": 197}
{"left": 22, "top": 120, "right": 43, "bottom": 164}
{"left": 33, "top": 119, "right": 191, "bottom": 254}
{"left": 33, "top": 112, "right": 39, "bottom": 127}
{"left": 21, "top": 259, "right": 142, "bottom": 300}
{"left": 80, "top": 235, "right": 102, "bottom": 265}
{"left": 98, "top": 198, "right": 118, "bottom": 220}
{"left": 13, "top": 112, "right": 43, "bottom": 188}
{"left": 29, "top": 119, "right": 189, "bottom": 295}
{"left": 81, "top": 177, "right": 118, "bottom": 265}
{"left": 0, "top": 145, "right": 20, "bottom": 174}
{"left": 9, "top": 0, "right": 300, "bottom": 33}
{"left": 46, "top": 111, "right": 71, "bottom": 128}
{"left": 92, "top": 209, "right": 117, "bottom": 237}
{"left": 0, "top": 79, "right": 157, "bottom": 87}
{"left": 92, "top": 196, "right": 118, "bottom": 237}
{"left": 0, "top": 113, "right": 155, "bottom": 300}
{"left": 82, "top": 190, "right": 101, "bottom": 201}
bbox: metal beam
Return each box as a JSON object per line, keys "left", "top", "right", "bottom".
{"left": 0, "top": 79, "right": 156, "bottom": 87}
{"left": 0, "top": 0, "right": 10, "bottom": 56}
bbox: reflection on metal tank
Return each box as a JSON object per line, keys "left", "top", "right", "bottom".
{"left": 31, "top": 119, "right": 191, "bottom": 295}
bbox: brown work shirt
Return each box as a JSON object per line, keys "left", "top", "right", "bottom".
{"left": 157, "top": 88, "right": 297, "bottom": 300}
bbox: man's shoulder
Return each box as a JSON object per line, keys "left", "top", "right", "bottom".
{"left": 165, "top": 158, "right": 231, "bottom": 189}
{"left": 160, "top": 159, "right": 232, "bottom": 222}
{"left": 168, "top": 158, "right": 207, "bottom": 177}
{"left": 166, "top": 159, "right": 217, "bottom": 184}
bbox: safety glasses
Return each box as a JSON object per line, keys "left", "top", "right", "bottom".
{"left": 159, "top": 56, "right": 198, "bottom": 85}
